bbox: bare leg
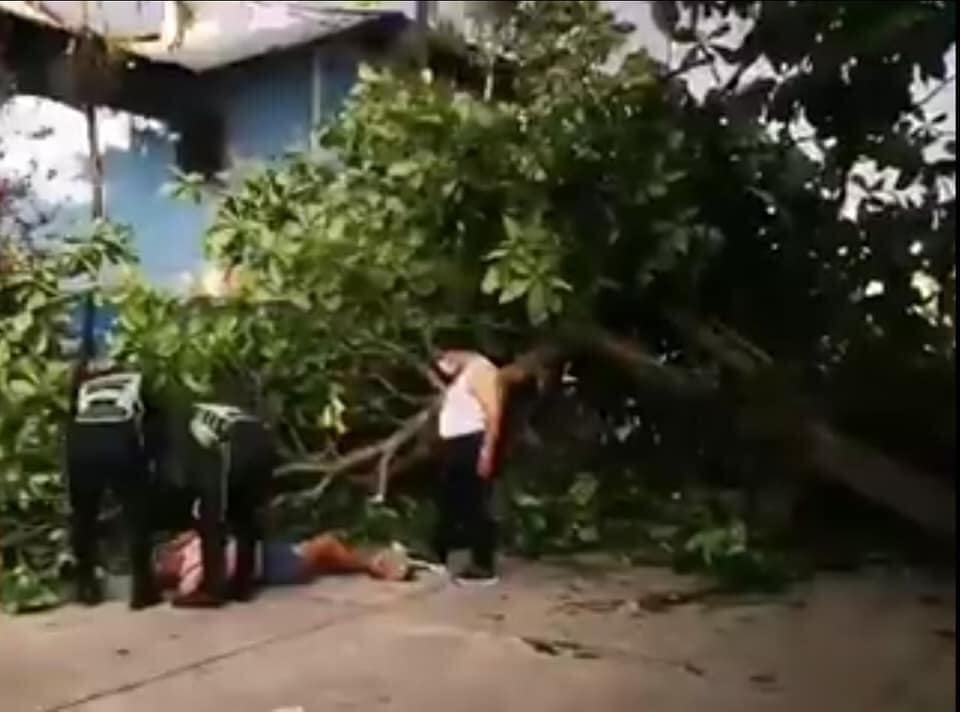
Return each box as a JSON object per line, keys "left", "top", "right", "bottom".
{"left": 299, "top": 535, "right": 378, "bottom": 578}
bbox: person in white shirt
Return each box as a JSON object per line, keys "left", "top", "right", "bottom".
{"left": 431, "top": 349, "right": 504, "bottom": 584}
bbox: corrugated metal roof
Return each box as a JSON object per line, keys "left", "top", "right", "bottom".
{"left": 0, "top": 1, "right": 406, "bottom": 72}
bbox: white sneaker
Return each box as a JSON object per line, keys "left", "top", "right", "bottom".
{"left": 454, "top": 566, "right": 499, "bottom": 586}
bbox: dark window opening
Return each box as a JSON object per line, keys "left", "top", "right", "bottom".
{"left": 176, "top": 112, "right": 225, "bottom": 179}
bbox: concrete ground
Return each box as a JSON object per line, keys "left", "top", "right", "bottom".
{"left": 0, "top": 559, "right": 954, "bottom": 712}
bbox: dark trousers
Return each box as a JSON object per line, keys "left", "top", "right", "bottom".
{"left": 432, "top": 432, "right": 497, "bottom": 570}
{"left": 187, "top": 418, "right": 272, "bottom": 601}
{"left": 65, "top": 420, "right": 156, "bottom": 607}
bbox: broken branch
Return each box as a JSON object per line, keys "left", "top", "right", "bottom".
{"left": 579, "top": 319, "right": 956, "bottom": 539}
{"left": 272, "top": 344, "right": 566, "bottom": 502}
{"left": 273, "top": 403, "right": 438, "bottom": 483}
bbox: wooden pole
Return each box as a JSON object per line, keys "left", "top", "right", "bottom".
{"left": 79, "top": 3, "right": 102, "bottom": 374}
{"left": 84, "top": 101, "right": 104, "bottom": 220}
{"left": 71, "top": 34, "right": 105, "bottom": 409}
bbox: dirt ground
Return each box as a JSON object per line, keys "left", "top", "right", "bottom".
{"left": 0, "top": 558, "right": 954, "bottom": 712}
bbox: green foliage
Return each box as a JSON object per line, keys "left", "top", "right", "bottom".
{"left": 2, "top": 1, "right": 953, "bottom": 610}
{"left": 0, "top": 563, "right": 63, "bottom": 614}
{"left": 131, "top": 1, "right": 722, "bottom": 459}
{"left": 508, "top": 471, "right": 602, "bottom": 554}
{"left": 646, "top": 1, "right": 956, "bottom": 479}
{"left": 672, "top": 518, "right": 791, "bottom": 592}
{"left": 502, "top": 454, "right": 792, "bottom": 590}
{"left": 652, "top": 1, "right": 956, "bottom": 361}
{"left": 144, "top": 1, "right": 951, "bottom": 588}
{"left": 660, "top": 1, "right": 954, "bottom": 158}
{"left": 161, "top": 168, "right": 211, "bottom": 205}
{"left": 0, "top": 220, "right": 136, "bottom": 611}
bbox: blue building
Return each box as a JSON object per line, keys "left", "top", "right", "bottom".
{"left": 1, "top": 2, "right": 422, "bottom": 290}
{"left": 2, "top": 1, "right": 664, "bottom": 293}
{"left": 99, "top": 42, "right": 366, "bottom": 290}
{"left": 3, "top": 1, "right": 679, "bottom": 289}
{"left": 1, "top": 2, "right": 433, "bottom": 355}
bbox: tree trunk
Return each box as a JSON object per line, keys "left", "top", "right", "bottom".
{"left": 272, "top": 316, "right": 955, "bottom": 540}
{"left": 69, "top": 102, "right": 103, "bottom": 413}
{"left": 84, "top": 102, "right": 104, "bottom": 220}
{"left": 804, "top": 422, "right": 955, "bottom": 538}
{"left": 577, "top": 322, "right": 956, "bottom": 540}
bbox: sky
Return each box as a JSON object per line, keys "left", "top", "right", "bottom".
{"left": 1, "top": 1, "right": 955, "bottom": 292}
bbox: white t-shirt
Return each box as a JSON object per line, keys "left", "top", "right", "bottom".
{"left": 438, "top": 356, "right": 493, "bottom": 439}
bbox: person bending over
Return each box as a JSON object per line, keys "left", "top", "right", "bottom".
{"left": 65, "top": 365, "right": 163, "bottom": 609}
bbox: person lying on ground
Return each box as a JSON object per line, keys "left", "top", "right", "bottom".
{"left": 154, "top": 530, "right": 411, "bottom": 603}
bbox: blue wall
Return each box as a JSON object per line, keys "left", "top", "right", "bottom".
{"left": 70, "top": 45, "right": 360, "bottom": 355}
{"left": 318, "top": 55, "right": 359, "bottom": 126}
{"left": 99, "top": 46, "right": 359, "bottom": 289}
{"left": 216, "top": 50, "right": 315, "bottom": 163}
{"left": 102, "top": 123, "right": 213, "bottom": 288}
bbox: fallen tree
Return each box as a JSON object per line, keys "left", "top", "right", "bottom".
{"left": 272, "top": 343, "right": 564, "bottom": 497}
{"left": 270, "top": 316, "right": 954, "bottom": 540}
{"left": 3, "top": 2, "right": 954, "bottom": 611}
{"left": 578, "top": 320, "right": 956, "bottom": 539}
{"left": 207, "top": 1, "right": 956, "bottom": 539}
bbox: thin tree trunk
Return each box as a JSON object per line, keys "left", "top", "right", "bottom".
{"left": 413, "top": 0, "right": 432, "bottom": 68}
{"left": 84, "top": 102, "right": 104, "bottom": 220}
{"left": 71, "top": 101, "right": 103, "bottom": 409}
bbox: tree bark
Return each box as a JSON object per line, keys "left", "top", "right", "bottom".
{"left": 803, "top": 422, "right": 955, "bottom": 538}
{"left": 68, "top": 100, "right": 103, "bottom": 414}
{"left": 578, "top": 319, "right": 956, "bottom": 539}
{"left": 84, "top": 102, "right": 104, "bottom": 219}
{"left": 271, "top": 316, "right": 954, "bottom": 540}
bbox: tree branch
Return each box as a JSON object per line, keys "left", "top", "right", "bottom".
{"left": 273, "top": 402, "right": 438, "bottom": 482}
{"left": 272, "top": 343, "right": 567, "bottom": 501}
{"left": 565, "top": 323, "right": 706, "bottom": 398}
{"left": 368, "top": 372, "right": 432, "bottom": 407}
{"left": 721, "top": 61, "right": 749, "bottom": 95}
{"left": 664, "top": 309, "right": 772, "bottom": 375}
{"left": 660, "top": 51, "right": 714, "bottom": 82}
{"left": 372, "top": 406, "right": 436, "bottom": 501}
{"left": 915, "top": 75, "right": 955, "bottom": 110}
{"left": 576, "top": 318, "right": 954, "bottom": 539}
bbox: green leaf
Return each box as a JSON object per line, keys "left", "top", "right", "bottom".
{"left": 502, "top": 215, "right": 523, "bottom": 240}
{"left": 328, "top": 216, "right": 347, "bottom": 241}
{"left": 568, "top": 473, "right": 599, "bottom": 507}
{"left": 576, "top": 525, "right": 599, "bottom": 544}
{"left": 499, "top": 277, "right": 529, "bottom": 304}
{"left": 182, "top": 371, "right": 208, "bottom": 395}
{"left": 513, "top": 493, "right": 543, "bottom": 509}
{"left": 388, "top": 161, "right": 419, "bottom": 178}
{"left": 410, "top": 277, "right": 437, "bottom": 297}
{"left": 480, "top": 267, "right": 501, "bottom": 295}
{"left": 526, "top": 282, "right": 549, "bottom": 324}
{"left": 7, "top": 379, "right": 35, "bottom": 401}
{"left": 529, "top": 512, "right": 548, "bottom": 533}
{"left": 11, "top": 311, "right": 33, "bottom": 334}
